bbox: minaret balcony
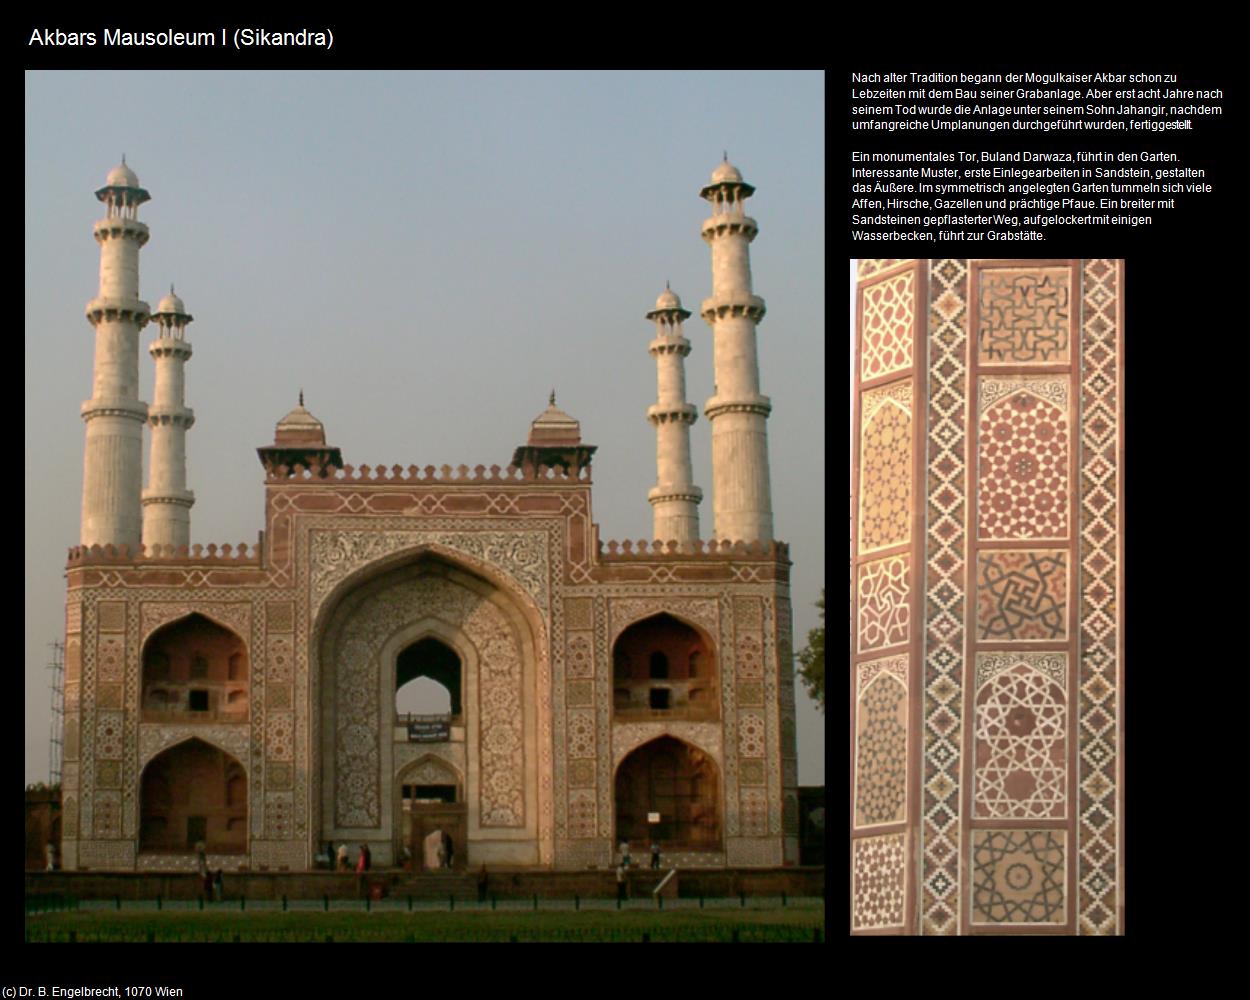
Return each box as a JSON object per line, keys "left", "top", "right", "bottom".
{"left": 141, "top": 489, "right": 195, "bottom": 508}
{"left": 647, "top": 403, "right": 698, "bottom": 426}
{"left": 700, "top": 214, "right": 758, "bottom": 243}
{"left": 147, "top": 408, "right": 195, "bottom": 429}
{"left": 92, "top": 218, "right": 150, "bottom": 245}
{"left": 700, "top": 295, "right": 766, "bottom": 323}
{"left": 648, "top": 337, "right": 692, "bottom": 357}
{"left": 81, "top": 397, "right": 148, "bottom": 422}
{"left": 704, "top": 393, "right": 772, "bottom": 421}
{"left": 85, "top": 296, "right": 151, "bottom": 325}
{"left": 150, "top": 340, "right": 193, "bottom": 360}
{"left": 648, "top": 485, "right": 703, "bottom": 505}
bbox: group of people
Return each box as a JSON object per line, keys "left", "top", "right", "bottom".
{"left": 335, "top": 842, "right": 372, "bottom": 874}
{"left": 615, "top": 841, "right": 662, "bottom": 901}
{"left": 195, "top": 844, "right": 225, "bottom": 902}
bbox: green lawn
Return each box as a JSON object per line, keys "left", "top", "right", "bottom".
{"left": 26, "top": 906, "right": 824, "bottom": 943}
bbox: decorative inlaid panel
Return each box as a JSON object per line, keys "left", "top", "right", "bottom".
{"left": 976, "top": 550, "right": 1068, "bottom": 641}
{"left": 94, "top": 712, "right": 123, "bottom": 759}
{"left": 856, "top": 554, "right": 910, "bottom": 654}
{"left": 922, "top": 258, "right": 968, "bottom": 935}
{"left": 978, "top": 377, "right": 1070, "bottom": 540}
{"left": 854, "top": 655, "right": 908, "bottom": 829}
{"left": 977, "top": 267, "right": 1072, "bottom": 364}
{"left": 97, "top": 601, "right": 126, "bottom": 632}
{"left": 1078, "top": 259, "right": 1120, "bottom": 935}
{"left": 971, "top": 830, "right": 1065, "bottom": 925}
{"left": 858, "top": 258, "right": 909, "bottom": 279}
{"left": 974, "top": 653, "right": 1067, "bottom": 819}
{"left": 97, "top": 635, "right": 123, "bottom": 684}
{"left": 310, "top": 528, "right": 550, "bottom": 615}
{"left": 859, "top": 380, "right": 912, "bottom": 555}
{"left": 861, "top": 270, "right": 915, "bottom": 381}
{"left": 740, "top": 788, "right": 768, "bottom": 836}
{"left": 329, "top": 572, "right": 524, "bottom": 829}
{"left": 853, "top": 832, "right": 907, "bottom": 930}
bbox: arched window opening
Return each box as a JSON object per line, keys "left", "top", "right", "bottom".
{"left": 649, "top": 651, "right": 669, "bottom": 679}
{"left": 141, "top": 614, "right": 248, "bottom": 724}
{"left": 611, "top": 614, "right": 718, "bottom": 721}
{"left": 614, "top": 736, "right": 720, "bottom": 850}
{"left": 395, "top": 637, "right": 462, "bottom": 721}
{"left": 139, "top": 739, "right": 247, "bottom": 854}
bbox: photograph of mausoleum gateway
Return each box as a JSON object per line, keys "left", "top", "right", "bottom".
{"left": 54, "top": 155, "right": 811, "bottom": 881}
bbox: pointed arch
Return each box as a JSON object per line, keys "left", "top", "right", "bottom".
{"left": 138, "top": 737, "right": 248, "bottom": 854}
{"left": 613, "top": 735, "right": 721, "bottom": 850}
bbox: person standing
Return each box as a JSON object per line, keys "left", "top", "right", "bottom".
{"left": 45, "top": 842, "right": 57, "bottom": 871}
{"left": 477, "top": 864, "right": 489, "bottom": 903}
{"left": 619, "top": 840, "right": 631, "bottom": 868}
{"left": 336, "top": 842, "right": 349, "bottom": 871}
{"left": 650, "top": 842, "right": 660, "bottom": 870}
{"left": 356, "top": 843, "right": 370, "bottom": 896}
{"left": 616, "top": 862, "right": 628, "bottom": 904}
{"left": 212, "top": 869, "right": 223, "bottom": 902}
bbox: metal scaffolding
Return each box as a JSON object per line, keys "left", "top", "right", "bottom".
{"left": 47, "top": 640, "right": 64, "bottom": 785}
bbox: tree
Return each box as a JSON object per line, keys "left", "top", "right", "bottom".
{"left": 796, "top": 589, "right": 825, "bottom": 711}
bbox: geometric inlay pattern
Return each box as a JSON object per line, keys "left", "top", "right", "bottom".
{"left": 922, "top": 258, "right": 968, "bottom": 935}
{"left": 976, "top": 550, "right": 1068, "bottom": 641}
{"left": 1078, "top": 259, "right": 1120, "bottom": 935}
{"left": 858, "top": 259, "right": 909, "bottom": 279}
{"left": 852, "top": 832, "right": 907, "bottom": 930}
{"left": 974, "top": 654, "right": 1067, "bottom": 819}
{"left": 978, "top": 378, "right": 1070, "bottom": 540}
{"left": 971, "top": 829, "right": 1066, "bottom": 924}
{"left": 977, "top": 267, "right": 1071, "bottom": 365}
{"left": 856, "top": 555, "right": 910, "bottom": 654}
{"left": 861, "top": 271, "right": 915, "bottom": 382}
{"left": 855, "top": 655, "right": 908, "bottom": 828}
{"left": 859, "top": 381, "right": 912, "bottom": 556}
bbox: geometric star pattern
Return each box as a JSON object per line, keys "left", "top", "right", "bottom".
{"left": 978, "top": 380, "right": 1070, "bottom": 540}
{"left": 974, "top": 655, "right": 1067, "bottom": 819}
{"left": 858, "top": 387, "right": 912, "bottom": 555}
{"left": 971, "top": 829, "right": 1066, "bottom": 925}
{"left": 855, "top": 656, "right": 908, "bottom": 828}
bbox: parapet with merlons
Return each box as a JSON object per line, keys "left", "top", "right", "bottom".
{"left": 66, "top": 541, "right": 263, "bottom": 567}
{"left": 263, "top": 462, "right": 592, "bottom": 484}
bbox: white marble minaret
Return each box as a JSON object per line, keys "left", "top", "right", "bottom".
{"left": 700, "top": 158, "right": 773, "bottom": 543}
{"left": 142, "top": 287, "right": 195, "bottom": 551}
{"left": 646, "top": 283, "right": 701, "bottom": 542}
{"left": 81, "top": 160, "right": 151, "bottom": 549}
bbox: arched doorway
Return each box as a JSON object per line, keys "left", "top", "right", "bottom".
{"left": 139, "top": 739, "right": 247, "bottom": 853}
{"left": 317, "top": 555, "right": 542, "bottom": 868}
{"left": 614, "top": 736, "right": 721, "bottom": 851}
{"left": 396, "top": 756, "right": 466, "bottom": 871}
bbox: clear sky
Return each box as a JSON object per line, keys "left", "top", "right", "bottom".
{"left": 24, "top": 71, "right": 825, "bottom": 786}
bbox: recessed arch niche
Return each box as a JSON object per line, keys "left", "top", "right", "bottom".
{"left": 614, "top": 735, "right": 721, "bottom": 849}
{"left": 138, "top": 738, "right": 247, "bottom": 853}
{"left": 141, "top": 613, "right": 249, "bottom": 722}
{"left": 612, "top": 613, "right": 718, "bottom": 720}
